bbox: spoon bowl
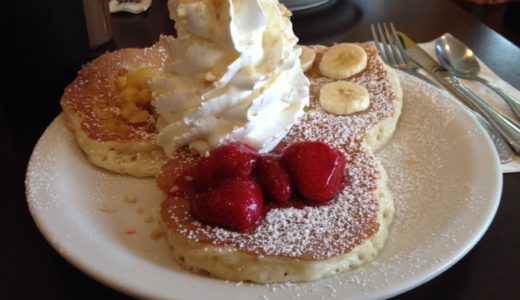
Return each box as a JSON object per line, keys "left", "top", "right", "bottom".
{"left": 435, "top": 34, "right": 480, "bottom": 77}
{"left": 435, "top": 33, "right": 520, "bottom": 119}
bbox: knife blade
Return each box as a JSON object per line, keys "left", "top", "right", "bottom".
{"left": 397, "top": 32, "right": 520, "bottom": 153}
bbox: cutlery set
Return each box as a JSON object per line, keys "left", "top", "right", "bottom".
{"left": 435, "top": 34, "right": 520, "bottom": 120}
{"left": 372, "top": 23, "right": 520, "bottom": 162}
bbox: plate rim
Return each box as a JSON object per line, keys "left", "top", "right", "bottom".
{"left": 25, "top": 72, "right": 503, "bottom": 299}
{"left": 281, "top": 0, "right": 333, "bottom": 11}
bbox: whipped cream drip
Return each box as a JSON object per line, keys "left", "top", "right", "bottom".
{"left": 150, "top": 0, "right": 309, "bottom": 155}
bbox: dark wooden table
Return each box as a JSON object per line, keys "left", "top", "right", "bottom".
{"left": 2, "top": 0, "right": 519, "bottom": 299}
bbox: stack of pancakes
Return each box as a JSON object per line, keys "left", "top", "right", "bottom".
{"left": 61, "top": 42, "right": 402, "bottom": 283}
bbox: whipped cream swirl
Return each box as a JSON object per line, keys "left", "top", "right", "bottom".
{"left": 150, "top": 0, "right": 309, "bottom": 155}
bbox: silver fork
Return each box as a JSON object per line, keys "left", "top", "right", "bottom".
{"left": 371, "top": 22, "right": 514, "bottom": 162}
{"left": 371, "top": 23, "right": 437, "bottom": 86}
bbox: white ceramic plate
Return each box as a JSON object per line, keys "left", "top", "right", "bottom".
{"left": 280, "top": 0, "right": 332, "bottom": 11}
{"left": 26, "top": 73, "right": 502, "bottom": 300}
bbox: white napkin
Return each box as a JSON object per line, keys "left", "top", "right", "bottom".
{"left": 419, "top": 39, "right": 520, "bottom": 173}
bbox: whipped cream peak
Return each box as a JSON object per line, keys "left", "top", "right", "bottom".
{"left": 150, "top": 0, "right": 309, "bottom": 155}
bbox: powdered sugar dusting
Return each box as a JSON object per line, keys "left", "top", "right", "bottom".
{"left": 25, "top": 70, "right": 501, "bottom": 299}
{"left": 161, "top": 43, "right": 396, "bottom": 259}
{"left": 245, "top": 72, "right": 501, "bottom": 299}
{"left": 61, "top": 43, "right": 166, "bottom": 142}
{"left": 26, "top": 115, "right": 178, "bottom": 269}
{"left": 26, "top": 119, "right": 69, "bottom": 211}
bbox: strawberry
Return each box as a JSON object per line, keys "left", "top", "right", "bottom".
{"left": 253, "top": 154, "right": 292, "bottom": 202}
{"left": 282, "top": 141, "right": 346, "bottom": 203}
{"left": 195, "top": 142, "right": 258, "bottom": 190}
{"left": 190, "top": 178, "right": 263, "bottom": 232}
{"left": 194, "top": 153, "right": 218, "bottom": 191}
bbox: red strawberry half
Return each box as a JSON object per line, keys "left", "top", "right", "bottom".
{"left": 190, "top": 178, "right": 263, "bottom": 232}
{"left": 195, "top": 142, "right": 258, "bottom": 190}
{"left": 282, "top": 141, "right": 346, "bottom": 203}
{"left": 253, "top": 154, "right": 292, "bottom": 202}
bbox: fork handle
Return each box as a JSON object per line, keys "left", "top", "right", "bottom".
{"left": 474, "top": 76, "right": 520, "bottom": 120}
{"left": 465, "top": 106, "right": 514, "bottom": 163}
{"left": 429, "top": 75, "right": 514, "bottom": 161}
{"left": 442, "top": 75, "right": 520, "bottom": 153}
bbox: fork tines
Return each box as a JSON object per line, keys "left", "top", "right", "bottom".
{"left": 370, "top": 22, "right": 409, "bottom": 68}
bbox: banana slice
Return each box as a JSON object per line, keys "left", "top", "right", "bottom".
{"left": 319, "top": 81, "right": 370, "bottom": 115}
{"left": 297, "top": 45, "right": 316, "bottom": 72}
{"left": 319, "top": 43, "right": 367, "bottom": 79}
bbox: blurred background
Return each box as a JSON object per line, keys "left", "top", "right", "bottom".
{"left": 452, "top": 0, "right": 520, "bottom": 46}
{"left": 1, "top": 0, "right": 518, "bottom": 139}
{"left": 1, "top": 0, "right": 518, "bottom": 190}
{"left": 0, "top": 0, "right": 518, "bottom": 299}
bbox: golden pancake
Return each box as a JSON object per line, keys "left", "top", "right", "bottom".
{"left": 157, "top": 43, "right": 401, "bottom": 283}
{"left": 61, "top": 44, "right": 167, "bottom": 177}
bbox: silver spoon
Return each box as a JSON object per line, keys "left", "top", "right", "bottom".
{"left": 435, "top": 33, "right": 520, "bottom": 120}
